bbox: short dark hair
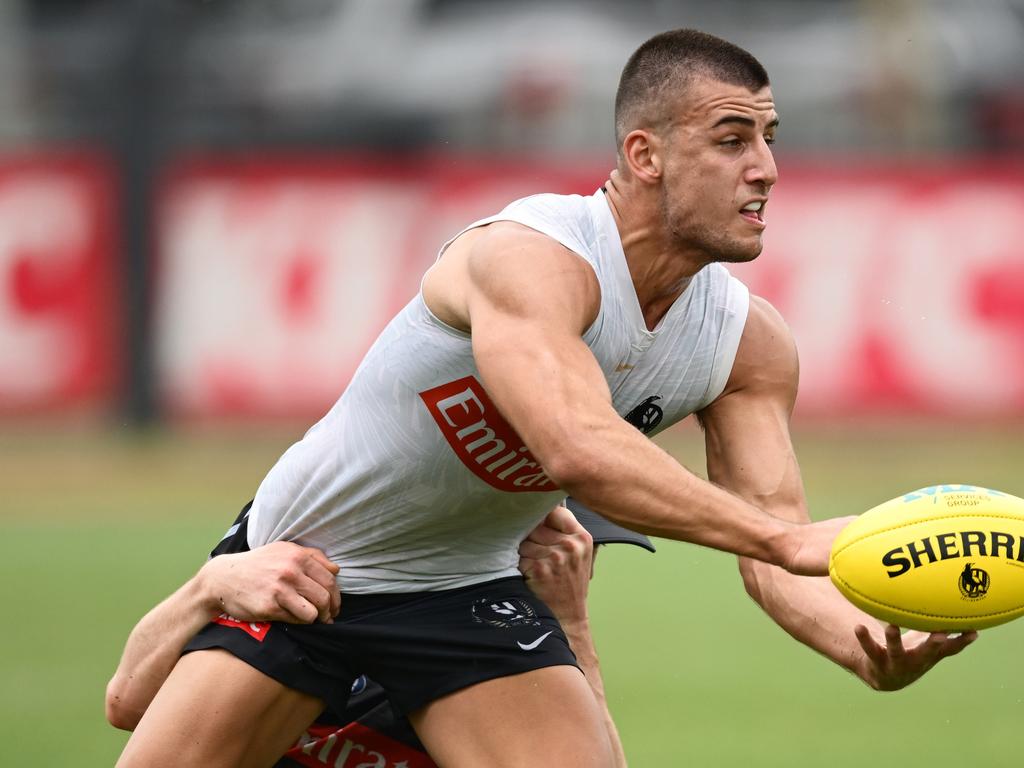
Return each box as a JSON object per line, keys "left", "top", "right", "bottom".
{"left": 614, "top": 29, "right": 769, "bottom": 149}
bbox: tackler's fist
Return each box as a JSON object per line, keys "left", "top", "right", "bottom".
{"left": 198, "top": 541, "right": 341, "bottom": 625}
{"left": 518, "top": 505, "right": 594, "bottom": 625}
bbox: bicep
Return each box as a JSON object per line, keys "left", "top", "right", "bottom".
{"left": 698, "top": 296, "right": 809, "bottom": 523}
{"left": 463, "top": 227, "right": 613, "bottom": 465}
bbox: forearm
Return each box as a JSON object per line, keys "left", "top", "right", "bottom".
{"left": 106, "top": 541, "right": 339, "bottom": 731}
{"left": 740, "top": 559, "right": 878, "bottom": 679}
{"left": 562, "top": 618, "right": 628, "bottom": 768}
{"left": 518, "top": 507, "right": 627, "bottom": 765}
{"left": 106, "top": 573, "right": 217, "bottom": 730}
{"left": 556, "top": 422, "right": 795, "bottom": 568}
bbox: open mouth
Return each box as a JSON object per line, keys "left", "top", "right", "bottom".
{"left": 740, "top": 200, "right": 765, "bottom": 225}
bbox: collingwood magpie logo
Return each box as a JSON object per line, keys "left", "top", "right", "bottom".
{"left": 959, "top": 563, "right": 990, "bottom": 600}
{"left": 472, "top": 597, "right": 540, "bottom": 628}
{"left": 625, "top": 396, "right": 663, "bottom": 434}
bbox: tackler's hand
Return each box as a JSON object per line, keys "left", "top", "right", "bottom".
{"left": 518, "top": 505, "right": 594, "bottom": 626}
{"left": 197, "top": 542, "right": 341, "bottom": 625}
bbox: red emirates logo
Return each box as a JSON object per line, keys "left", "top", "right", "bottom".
{"left": 213, "top": 613, "right": 271, "bottom": 642}
{"left": 287, "top": 723, "right": 434, "bottom": 768}
{"left": 420, "top": 376, "right": 557, "bottom": 493}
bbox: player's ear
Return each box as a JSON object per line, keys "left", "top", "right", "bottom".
{"left": 621, "top": 129, "right": 663, "bottom": 184}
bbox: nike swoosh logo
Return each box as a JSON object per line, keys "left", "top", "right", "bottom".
{"left": 517, "top": 631, "right": 553, "bottom": 651}
{"left": 614, "top": 363, "right": 634, "bottom": 372}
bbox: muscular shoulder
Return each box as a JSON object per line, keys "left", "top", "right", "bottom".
{"left": 425, "top": 221, "right": 600, "bottom": 335}
{"left": 469, "top": 222, "right": 594, "bottom": 290}
{"left": 717, "top": 294, "right": 798, "bottom": 403}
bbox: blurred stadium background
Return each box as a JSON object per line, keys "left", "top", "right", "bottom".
{"left": 1, "top": 0, "right": 1023, "bottom": 765}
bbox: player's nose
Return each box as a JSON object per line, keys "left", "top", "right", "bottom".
{"left": 745, "top": 139, "right": 778, "bottom": 189}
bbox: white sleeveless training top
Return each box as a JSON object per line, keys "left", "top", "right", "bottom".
{"left": 248, "top": 190, "right": 749, "bottom": 593}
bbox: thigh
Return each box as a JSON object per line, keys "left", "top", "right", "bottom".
{"left": 409, "top": 665, "right": 613, "bottom": 768}
{"left": 336, "top": 577, "right": 581, "bottom": 716}
{"left": 117, "top": 649, "right": 325, "bottom": 768}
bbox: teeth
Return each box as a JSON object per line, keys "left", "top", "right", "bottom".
{"left": 742, "top": 201, "right": 763, "bottom": 212}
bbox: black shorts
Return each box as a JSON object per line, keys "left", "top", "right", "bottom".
{"left": 184, "top": 505, "right": 579, "bottom": 716}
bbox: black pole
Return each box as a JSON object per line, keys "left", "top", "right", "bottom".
{"left": 116, "top": 0, "right": 163, "bottom": 426}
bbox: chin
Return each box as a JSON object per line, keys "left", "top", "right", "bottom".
{"left": 714, "top": 240, "right": 763, "bottom": 264}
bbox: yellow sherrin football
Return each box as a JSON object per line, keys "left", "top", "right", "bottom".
{"left": 829, "top": 485, "right": 1024, "bottom": 631}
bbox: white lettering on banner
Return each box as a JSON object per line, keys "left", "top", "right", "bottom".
{"left": 0, "top": 173, "right": 90, "bottom": 400}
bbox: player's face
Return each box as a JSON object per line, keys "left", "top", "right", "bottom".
{"left": 659, "top": 78, "right": 778, "bottom": 264}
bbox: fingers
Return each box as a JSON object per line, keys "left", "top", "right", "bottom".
{"left": 522, "top": 523, "right": 568, "bottom": 547}
{"left": 518, "top": 555, "right": 538, "bottom": 580}
{"left": 297, "top": 548, "right": 341, "bottom": 621}
{"left": 522, "top": 507, "right": 586, "bottom": 546}
{"left": 854, "top": 624, "right": 908, "bottom": 664}
{"left": 546, "top": 504, "right": 586, "bottom": 534}
{"left": 518, "top": 540, "right": 552, "bottom": 560}
{"left": 903, "top": 628, "right": 978, "bottom": 660}
{"left": 884, "top": 624, "right": 905, "bottom": 658}
{"left": 943, "top": 630, "right": 978, "bottom": 656}
{"left": 308, "top": 548, "right": 340, "bottom": 576}
{"left": 517, "top": 540, "right": 576, "bottom": 580}
{"left": 275, "top": 589, "right": 319, "bottom": 624}
{"left": 260, "top": 543, "right": 340, "bottom": 624}
{"left": 928, "top": 629, "right": 977, "bottom": 659}
{"left": 523, "top": 509, "right": 592, "bottom": 550}
{"left": 294, "top": 574, "right": 335, "bottom": 624}
{"left": 328, "top": 582, "right": 341, "bottom": 619}
{"left": 518, "top": 529, "right": 591, "bottom": 569}
{"left": 854, "top": 624, "right": 887, "bottom": 666}
{"left": 858, "top": 623, "right": 978, "bottom": 692}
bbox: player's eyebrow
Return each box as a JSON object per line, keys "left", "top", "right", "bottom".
{"left": 711, "top": 115, "right": 781, "bottom": 130}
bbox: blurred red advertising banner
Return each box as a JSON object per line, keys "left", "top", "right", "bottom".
{"left": 0, "top": 153, "right": 119, "bottom": 414}
{"left": 156, "top": 155, "right": 1024, "bottom": 419}
{"left": 155, "top": 155, "right": 604, "bottom": 418}
{"left": 729, "top": 160, "right": 1024, "bottom": 418}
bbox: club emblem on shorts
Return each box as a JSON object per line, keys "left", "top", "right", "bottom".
{"left": 959, "top": 563, "right": 990, "bottom": 600}
{"left": 625, "top": 395, "right": 663, "bottom": 434}
{"left": 472, "top": 597, "right": 541, "bottom": 628}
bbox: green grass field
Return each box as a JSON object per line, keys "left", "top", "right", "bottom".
{"left": 2, "top": 422, "right": 1022, "bottom": 767}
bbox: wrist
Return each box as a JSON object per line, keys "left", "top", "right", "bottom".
{"left": 559, "top": 615, "right": 595, "bottom": 656}
{"left": 763, "top": 517, "right": 800, "bottom": 568}
{"left": 853, "top": 655, "right": 883, "bottom": 690}
{"left": 191, "top": 559, "right": 229, "bottom": 618}
{"left": 559, "top": 615, "right": 591, "bottom": 636}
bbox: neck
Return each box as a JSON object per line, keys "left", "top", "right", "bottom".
{"left": 603, "top": 172, "right": 702, "bottom": 330}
